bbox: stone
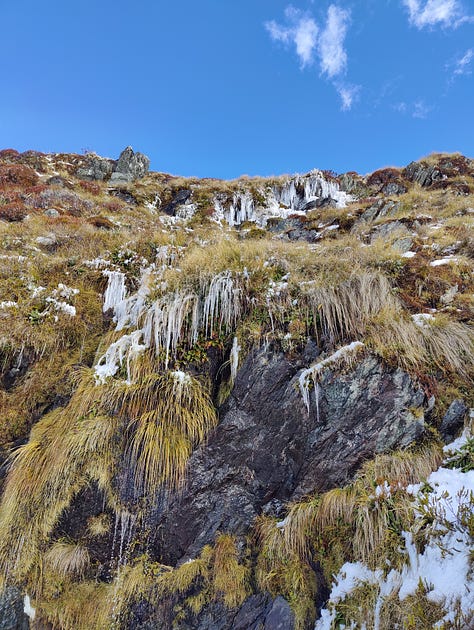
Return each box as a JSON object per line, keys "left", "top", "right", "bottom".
{"left": 440, "top": 400, "right": 468, "bottom": 443}
{"left": 264, "top": 596, "right": 295, "bottom": 630}
{"left": 76, "top": 154, "right": 115, "bottom": 181}
{"left": 44, "top": 208, "right": 60, "bottom": 218}
{"left": 0, "top": 587, "right": 29, "bottom": 630}
{"left": 152, "top": 350, "right": 426, "bottom": 565}
{"left": 403, "top": 161, "right": 445, "bottom": 187}
{"left": 45, "top": 175, "right": 73, "bottom": 188}
{"left": 370, "top": 221, "right": 411, "bottom": 245}
{"left": 35, "top": 234, "right": 57, "bottom": 247}
{"left": 392, "top": 236, "right": 414, "bottom": 253}
{"left": 162, "top": 189, "right": 192, "bottom": 216}
{"left": 359, "top": 200, "right": 401, "bottom": 223}
{"left": 382, "top": 182, "right": 407, "bottom": 196}
{"left": 110, "top": 146, "right": 150, "bottom": 183}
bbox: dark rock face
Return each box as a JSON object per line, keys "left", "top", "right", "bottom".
{"left": 403, "top": 161, "right": 445, "bottom": 187}
{"left": 110, "top": 146, "right": 150, "bottom": 183}
{"left": 162, "top": 189, "right": 192, "bottom": 216}
{"left": 153, "top": 349, "right": 426, "bottom": 565}
{"left": 0, "top": 587, "right": 29, "bottom": 630}
{"left": 358, "top": 199, "right": 401, "bottom": 223}
{"left": 440, "top": 400, "right": 468, "bottom": 443}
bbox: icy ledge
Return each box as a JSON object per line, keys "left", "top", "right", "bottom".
{"left": 214, "top": 170, "right": 352, "bottom": 227}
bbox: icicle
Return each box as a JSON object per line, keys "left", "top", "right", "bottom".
{"left": 115, "top": 266, "right": 154, "bottom": 331}
{"left": 103, "top": 270, "right": 126, "bottom": 313}
{"left": 202, "top": 271, "right": 240, "bottom": 336}
{"left": 299, "top": 342, "right": 364, "bottom": 414}
{"left": 23, "top": 594, "right": 36, "bottom": 621}
{"left": 230, "top": 336, "right": 240, "bottom": 385}
{"left": 94, "top": 330, "right": 146, "bottom": 384}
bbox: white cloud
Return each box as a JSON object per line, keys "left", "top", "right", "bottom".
{"left": 265, "top": 6, "right": 318, "bottom": 68}
{"left": 318, "top": 5, "right": 351, "bottom": 78}
{"left": 402, "top": 0, "right": 471, "bottom": 29}
{"left": 412, "top": 100, "right": 431, "bottom": 118}
{"left": 265, "top": 4, "right": 359, "bottom": 110}
{"left": 453, "top": 48, "right": 473, "bottom": 75}
{"left": 337, "top": 84, "right": 360, "bottom": 111}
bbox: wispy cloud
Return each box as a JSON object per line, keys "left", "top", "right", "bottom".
{"left": 453, "top": 48, "right": 473, "bottom": 75}
{"left": 318, "top": 5, "right": 350, "bottom": 78}
{"left": 393, "top": 100, "right": 432, "bottom": 118}
{"left": 265, "top": 4, "right": 359, "bottom": 111}
{"left": 265, "top": 7, "right": 318, "bottom": 68}
{"left": 402, "top": 0, "right": 472, "bottom": 29}
{"left": 336, "top": 84, "right": 360, "bottom": 110}
{"left": 412, "top": 100, "right": 431, "bottom": 118}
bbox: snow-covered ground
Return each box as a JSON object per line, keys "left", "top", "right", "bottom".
{"left": 315, "top": 432, "right": 474, "bottom": 629}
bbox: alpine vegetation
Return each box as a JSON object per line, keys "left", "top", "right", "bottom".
{"left": 0, "top": 148, "right": 472, "bottom": 629}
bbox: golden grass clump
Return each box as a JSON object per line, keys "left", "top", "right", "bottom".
{"left": 125, "top": 370, "right": 217, "bottom": 494}
{"left": 44, "top": 541, "right": 90, "bottom": 579}
{"left": 255, "top": 516, "right": 317, "bottom": 629}
{"left": 0, "top": 406, "right": 118, "bottom": 581}
{"left": 211, "top": 534, "right": 250, "bottom": 609}
{"left": 279, "top": 444, "right": 443, "bottom": 571}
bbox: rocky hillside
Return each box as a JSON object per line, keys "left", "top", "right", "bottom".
{"left": 0, "top": 147, "right": 473, "bottom": 629}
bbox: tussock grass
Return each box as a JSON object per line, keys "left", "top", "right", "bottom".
{"left": 279, "top": 445, "right": 443, "bottom": 570}
{"left": 126, "top": 372, "right": 217, "bottom": 494}
{"left": 255, "top": 516, "right": 317, "bottom": 630}
{"left": 44, "top": 541, "right": 90, "bottom": 579}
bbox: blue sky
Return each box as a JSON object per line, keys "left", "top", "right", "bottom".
{"left": 1, "top": 0, "right": 473, "bottom": 178}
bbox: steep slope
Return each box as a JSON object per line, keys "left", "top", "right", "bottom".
{"left": 0, "top": 148, "right": 472, "bottom": 629}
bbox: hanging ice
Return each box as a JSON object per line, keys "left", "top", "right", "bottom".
{"left": 94, "top": 330, "right": 146, "bottom": 384}
{"left": 103, "top": 271, "right": 127, "bottom": 313}
{"left": 213, "top": 170, "right": 351, "bottom": 227}
{"left": 229, "top": 336, "right": 240, "bottom": 385}
{"left": 299, "top": 342, "right": 364, "bottom": 413}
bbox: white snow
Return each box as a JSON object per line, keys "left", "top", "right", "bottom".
{"left": 430, "top": 256, "right": 458, "bottom": 267}
{"left": 315, "top": 442, "right": 474, "bottom": 630}
{"left": 0, "top": 301, "right": 18, "bottom": 308}
{"left": 412, "top": 312, "right": 436, "bottom": 327}
{"left": 401, "top": 251, "right": 416, "bottom": 258}
{"left": 443, "top": 428, "right": 471, "bottom": 454}
{"left": 45, "top": 298, "right": 76, "bottom": 316}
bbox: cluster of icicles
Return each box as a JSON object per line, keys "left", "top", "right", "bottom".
{"left": 95, "top": 266, "right": 242, "bottom": 384}
{"left": 213, "top": 170, "right": 351, "bottom": 227}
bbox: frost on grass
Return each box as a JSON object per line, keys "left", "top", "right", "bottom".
{"left": 315, "top": 441, "right": 474, "bottom": 630}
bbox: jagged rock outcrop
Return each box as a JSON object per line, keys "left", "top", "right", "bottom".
{"left": 110, "top": 146, "right": 150, "bottom": 183}
{"left": 76, "top": 153, "right": 115, "bottom": 181}
{"left": 76, "top": 146, "right": 150, "bottom": 182}
{"left": 153, "top": 348, "right": 426, "bottom": 566}
{"left": 403, "top": 161, "right": 445, "bottom": 187}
